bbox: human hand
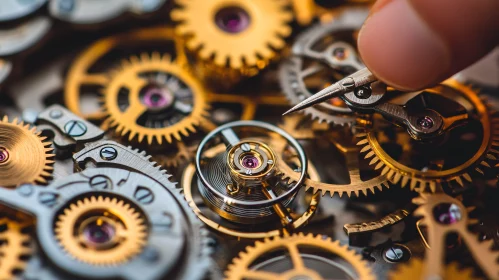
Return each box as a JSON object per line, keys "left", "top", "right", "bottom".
{"left": 358, "top": 0, "right": 499, "bottom": 90}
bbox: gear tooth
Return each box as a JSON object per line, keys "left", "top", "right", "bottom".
{"left": 12, "top": 117, "right": 18, "bottom": 124}
{"left": 381, "top": 166, "right": 390, "bottom": 176}
{"left": 214, "top": 53, "right": 227, "bottom": 68}
{"left": 356, "top": 139, "right": 368, "bottom": 146}
{"left": 2, "top": 115, "right": 7, "bottom": 122}
{"left": 374, "top": 162, "right": 384, "bottom": 170}
{"left": 368, "top": 156, "right": 379, "bottom": 165}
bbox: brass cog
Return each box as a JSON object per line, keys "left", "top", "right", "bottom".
{"left": 279, "top": 115, "right": 390, "bottom": 197}
{"left": 356, "top": 79, "right": 499, "bottom": 193}
{"left": 0, "top": 116, "right": 54, "bottom": 187}
{"left": 225, "top": 233, "right": 375, "bottom": 280}
{"left": 54, "top": 195, "right": 148, "bottom": 266}
{"left": 172, "top": 0, "right": 292, "bottom": 76}
{"left": 101, "top": 52, "right": 210, "bottom": 145}
{"left": 0, "top": 217, "right": 32, "bottom": 279}
{"left": 388, "top": 259, "right": 474, "bottom": 280}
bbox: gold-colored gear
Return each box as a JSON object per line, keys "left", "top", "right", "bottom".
{"left": 279, "top": 115, "right": 390, "bottom": 197}
{"left": 171, "top": 0, "right": 292, "bottom": 78}
{"left": 101, "top": 52, "right": 210, "bottom": 145}
{"left": 0, "top": 116, "right": 54, "bottom": 187}
{"left": 0, "top": 217, "right": 32, "bottom": 279}
{"left": 356, "top": 79, "right": 499, "bottom": 193}
{"left": 388, "top": 259, "right": 474, "bottom": 280}
{"left": 413, "top": 192, "right": 499, "bottom": 279}
{"left": 225, "top": 233, "right": 375, "bottom": 280}
{"left": 54, "top": 195, "right": 148, "bottom": 266}
{"left": 65, "top": 27, "right": 186, "bottom": 121}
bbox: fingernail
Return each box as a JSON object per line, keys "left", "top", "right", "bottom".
{"left": 358, "top": 0, "right": 451, "bottom": 90}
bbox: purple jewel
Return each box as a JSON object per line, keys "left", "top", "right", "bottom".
{"left": 215, "top": 7, "right": 250, "bottom": 34}
{"left": 241, "top": 155, "right": 259, "bottom": 169}
{"left": 142, "top": 88, "right": 172, "bottom": 109}
{"left": 417, "top": 116, "right": 434, "bottom": 129}
{"left": 0, "top": 148, "right": 8, "bottom": 163}
{"left": 433, "top": 203, "right": 462, "bottom": 225}
{"left": 83, "top": 220, "right": 116, "bottom": 245}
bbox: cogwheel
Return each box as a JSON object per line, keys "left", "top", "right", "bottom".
{"left": 0, "top": 217, "right": 32, "bottom": 279}
{"left": 357, "top": 79, "right": 499, "bottom": 193}
{"left": 172, "top": 0, "right": 292, "bottom": 75}
{"left": 389, "top": 259, "right": 474, "bottom": 280}
{"left": 0, "top": 115, "right": 54, "bottom": 187}
{"left": 225, "top": 233, "right": 375, "bottom": 280}
{"left": 101, "top": 52, "right": 210, "bottom": 145}
{"left": 54, "top": 195, "right": 148, "bottom": 266}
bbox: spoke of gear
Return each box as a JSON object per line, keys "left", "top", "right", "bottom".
{"left": 101, "top": 52, "right": 210, "bottom": 145}
{"left": 389, "top": 259, "right": 474, "bottom": 280}
{"left": 0, "top": 217, "right": 32, "bottom": 279}
{"left": 54, "top": 195, "right": 148, "bottom": 266}
{"left": 225, "top": 233, "right": 375, "bottom": 280}
{"left": 356, "top": 80, "right": 499, "bottom": 193}
{"left": 0, "top": 116, "right": 54, "bottom": 187}
{"left": 171, "top": 0, "right": 292, "bottom": 77}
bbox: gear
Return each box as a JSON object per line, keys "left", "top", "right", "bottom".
{"left": 357, "top": 80, "right": 499, "bottom": 193}
{"left": 388, "top": 259, "right": 473, "bottom": 280}
{"left": 172, "top": 0, "right": 292, "bottom": 81}
{"left": 279, "top": 115, "right": 390, "bottom": 197}
{"left": 0, "top": 115, "right": 54, "bottom": 187}
{"left": 0, "top": 216, "right": 32, "bottom": 279}
{"left": 413, "top": 192, "right": 499, "bottom": 279}
{"left": 225, "top": 233, "right": 375, "bottom": 280}
{"left": 101, "top": 52, "right": 210, "bottom": 145}
{"left": 54, "top": 195, "right": 148, "bottom": 266}
{"left": 64, "top": 27, "right": 186, "bottom": 121}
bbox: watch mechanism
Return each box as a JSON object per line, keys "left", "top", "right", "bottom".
{"left": 0, "top": 1, "right": 498, "bottom": 279}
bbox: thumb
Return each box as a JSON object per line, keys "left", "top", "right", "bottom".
{"left": 358, "top": 0, "right": 499, "bottom": 90}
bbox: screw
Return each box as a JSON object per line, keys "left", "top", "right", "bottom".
{"left": 17, "top": 184, "right": 33, "bottom": 196}
{"left": 89, "top": 175, "right": 111, "bottom": 190}
{"left": 354, "top": 85, "right": 372, "bottom": 99}
{"left": 417, "top": 116, "right": 434, "bottom": 129}
{"left": 39, "top": 192, "right": 59, "bottom": 207}
{"left": 241, "top": 143, "right": 251, "bottom": 152}
{"left": 49, "top": 110, "right": 63, "bottom": 119}
{"left": 384, "top": 245, "right": 405, "bottom": 262}
{"left": 140, "top": 247, "right": 160, "bottom": 262}
{"left": 64, "top": 120, "right": 87, "bottom": 137}
{"left": 100, "top": 147, "right": 117, "bottom": 160}
{"left": 134, "top": 187, "right": 154, "bottom": 204}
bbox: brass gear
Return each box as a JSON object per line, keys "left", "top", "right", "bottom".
{"left": 0, "top": 216, "right": 32, "bottom": 279}
{"left": 172, "top": 0, "right": 292, "bottom": 77}
{"left": 356, "top": 79, "right": 499, "bottom": 193}
{"left": 279, "top": 115, "right": 390, "bottom": 197}
{"left": 0, "top": 116, "right": 54, "bottom": 187}
{"left": 54, "top": 195, "right": 148, "bottom": 266}
{"left": 101, "top": 52, "right": 210, "bottom": 145}
{"left": 225, "top": 233, "right": 375, "bottom": 280}
{"left": 388, "top": 259, "right": 474, "bottom": 280}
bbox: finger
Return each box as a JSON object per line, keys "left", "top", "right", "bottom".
{"left": 358, "top": 0, "right": 499, "bottom": 90}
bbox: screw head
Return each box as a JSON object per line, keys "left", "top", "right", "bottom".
{"left": 354, "top": 85, "right": 372, "bottom": 99}
{"left": 49, "top": 110, "right": 63, "bottom": 119}
{"left": 417, "top": 116, "right": 434, "bottom": 129}
{"left": 64, "top": 120, "right": 87, "bottom": 137}
{"left": 134, "top": 187, "right": 154, "bottom": 204}
{"left": 89, "top": 175, "right": 111, "bottom": 190}
{"left": 100, "top": 147, "right": 117, "bottom": 160}
{"left": 384, "top": 245, "right": 405, "bottom": 262}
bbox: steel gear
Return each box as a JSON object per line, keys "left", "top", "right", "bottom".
{"left": 101, "top": 52, "right": 210, "bottom": 145}
{"left": 171, "top": 0, "right": 292, "bottom": 80}
{"left": 225, "top": 233, "right": 375, "bottom": 280}
{"left": 0, "top": 115, "right": 54, "bottom": 187}
{"left": 280, "top": 8, "right": 368, "bottom": 125}
{"left": 388, "top": 259, "right": 474, "bottom": 280}
{"left": 0, "top": 216, "right": 32, "bottom": 279}
{"left": 54, "top": 195, "right": 148, "bottom": 266}
{"left": 357, "top": 80, "right": 499, "bottom": 193}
